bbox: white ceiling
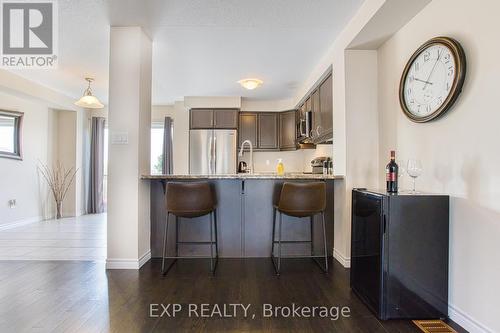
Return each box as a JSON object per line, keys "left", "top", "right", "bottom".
{"left": 7, "top": 0, "right": 363, "bottom": 105}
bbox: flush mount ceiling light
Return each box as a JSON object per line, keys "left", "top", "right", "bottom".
{"left": 75, "top": 78, "right": 104, "bottom": 109}
{"left": 238, "top": 78, "right": 263, "bottom": 90}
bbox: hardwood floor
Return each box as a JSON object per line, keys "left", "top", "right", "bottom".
{"left": 0, "top": 258, "right": 466, "bottom": 333}
{"left": 0, "top": 214, "right": 106, "bottom": 261}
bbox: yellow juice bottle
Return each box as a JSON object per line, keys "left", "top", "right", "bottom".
{"left": 276, "top": 158, "right": 285, "bottom": 176}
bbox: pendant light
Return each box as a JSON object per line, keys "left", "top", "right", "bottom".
{"left": 75, "top": 78, "right": 104, "bottom": 109}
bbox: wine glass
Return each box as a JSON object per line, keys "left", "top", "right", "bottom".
{"left": 407, "top": 159, "right": 423, "bottom": 193}
{"left": 397, "top": 159, "right": 406, "bottom": 193}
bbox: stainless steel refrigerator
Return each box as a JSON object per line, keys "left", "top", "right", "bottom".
{"left": 189, "top": 130, "right": 237, "bottom": 174}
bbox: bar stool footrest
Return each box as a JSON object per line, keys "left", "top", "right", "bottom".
{"left": 272, "top": 240, "right": 312, "bottom": 244}
{"left": 177, "top": 241, "right": 216, "bottom": 245}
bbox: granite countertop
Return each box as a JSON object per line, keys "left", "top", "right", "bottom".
{"left": 141, "top": 173, "right": 343, "bottom": 180}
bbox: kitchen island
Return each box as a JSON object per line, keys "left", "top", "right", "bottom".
{"left": 142, "top": 173, "right": 342, "bottom": 258}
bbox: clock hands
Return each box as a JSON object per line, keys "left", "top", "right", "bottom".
{"left": 414, "top": 78, "right": 433, "bottom": 85}
{"left": 422, "top": 48, "right": 441, "bottom": 90}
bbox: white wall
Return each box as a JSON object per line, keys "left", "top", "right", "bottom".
{"left": 184, "top": 96, "right": 241, "bottom": 109}
{"left": 240, "top": 98, "right": 293, "bottom": 112}
{"left": 0, "top": 88, "right": 85, "bottom": 227}
{"left": 107, "top": 27, "right": 152, "bottom": 269}
{"left": 0, "top": 92, "right": 51, "bottom": 226}
{"left": 378, "top": 0, "right": 500, "bottom": 331}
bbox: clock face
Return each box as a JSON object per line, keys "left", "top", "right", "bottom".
{"left": 403, "top": 44, "right": 455, "bottom": 117}
{"left": 399, "top": 37, "right": 466, "bottom": 122}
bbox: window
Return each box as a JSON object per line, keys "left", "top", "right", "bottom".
{"left": 151, "top": 121, "right": 173, "bottom": 174}
{"left": 0, "top": 110, "right": 23, "bottom": 160}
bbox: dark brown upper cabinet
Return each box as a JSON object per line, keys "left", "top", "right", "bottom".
{"left": 318, "top": 74, "right": 333, "bottom": 140}
{"left": 190, "top": 109, "right": 214, "bottom": 129}
{"left": 311, "top": 88, "right": 320, "bottom": 139}
{"left": 279, "top": 110, "right": 297, "bottom": 150}
{"left": 214, "top": 109, "right": 238, "bottom": 128}
{"left": 295, "top": 70, "right": 333, "bottom": 144}
{"left": 238, "top": 113, "right": 258, "bottom": 150}
{"left": 305, "top": 97, "right": 311, "bottom": 114}
{"left": 258, "top": 113, "right": 279, "bottom": 150}
{"left": 239, "top": 112, "right": 279, "bottom": 151}
{"left": 190, "top": 109, "right": 239, "bottom": 129}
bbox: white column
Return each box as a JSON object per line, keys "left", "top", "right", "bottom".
{"left": 106, "top": 27, "right": 152, "bottom": 269}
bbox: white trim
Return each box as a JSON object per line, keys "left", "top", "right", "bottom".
{"left": 448, "top": 303, "right": 493, "bottom": 333}
{"left": 138, "top": 250, "right": 152, "bottom": 268}
{"left": 0, "top": 216, "right": 42, "bottom": 231}
{"left": 333, "top": 248, "right": 350, "bottom": 268}
{"left": 106, "top": 250, "right": 151, "bottom": 270}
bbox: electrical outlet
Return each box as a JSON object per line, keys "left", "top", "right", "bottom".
{"left": 8, "top": 199, "right": 16, "bottom": 209}
{"left": 265, "top": 160, "right": 270, "bottom": 166}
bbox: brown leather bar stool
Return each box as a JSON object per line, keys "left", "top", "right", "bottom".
{"left": 271, "top": 182, "right": 328, "bottom": 275}
{"left": 161, "top": 181, "right": 218, "bottom": 275}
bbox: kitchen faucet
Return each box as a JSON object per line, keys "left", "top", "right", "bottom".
{"left": 238, "top": 140, "right": 254, "bottom": 174}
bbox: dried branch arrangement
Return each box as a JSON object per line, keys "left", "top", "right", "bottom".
{"left": 38, "top": 161, "right": 78, "bottom": 219}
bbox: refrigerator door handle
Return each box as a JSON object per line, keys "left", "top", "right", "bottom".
{"left": 208, "top": 135, "right": 213, "bottom": 174}
{"left": 212, "top": 135, "right": 217, "bottom": 174}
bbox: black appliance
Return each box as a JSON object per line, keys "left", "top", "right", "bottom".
{"left": 351, "top": 189, "right": 449, "bottom": 320}
{"left": 238, "top": 161, "right": 248, "bottom": 173}
{"left": 297, "top": 111, "right": 312, "bottom": 142}
{"left": 311, "top": 157, "right": 328, "bottom": 174}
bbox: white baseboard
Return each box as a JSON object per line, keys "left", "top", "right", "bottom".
{"left": 333, "top": 248, "right": 350, "bottom": 268}
{"left": 0, "top": 215, "right": 43, "bottom": 231}
{"left": 449, "top": 303, "right": 493, "bottom": 333}
{"left": 138, "top": 250, "right": 152, "bottom": 268}
{"left": 106, "top": 250, "right": 151, "bottom": 270}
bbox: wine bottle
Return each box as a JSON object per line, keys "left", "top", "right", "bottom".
{"left": 386, "top": 150, "right": 398, "bottom": 193}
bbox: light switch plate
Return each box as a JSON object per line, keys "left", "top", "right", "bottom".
{"left": 111, "top": 132, "right": 129, "bottom": 145}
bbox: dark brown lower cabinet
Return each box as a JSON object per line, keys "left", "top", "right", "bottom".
{"left": 150, "top": 179, "right": 335, "bottom": 258}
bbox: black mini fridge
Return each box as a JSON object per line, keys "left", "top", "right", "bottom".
{"left": 350, "top": 189, "right": 449, "bottom": 320}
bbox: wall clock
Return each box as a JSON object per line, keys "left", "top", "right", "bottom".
{"left": 399, "top": 36, "right": 466, "bottom": 123}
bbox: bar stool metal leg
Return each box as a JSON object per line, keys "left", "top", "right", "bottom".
{"left": 277, "top": 212, "right": 283, "bottom": 275}
{"left": 161, "top": 212, "right": 178, "bottom": 275}
{"left": 175, "top": 215, "right": 179, "bottom": 257}
{"left": 310, "top": 212, "right": 328, "bottom": 273}
{"left": 271, "top": 209, "right": 282, "bottom": 275}
{"left": 213, "top": 209, "right": 219, "bottom": 259}
{"left": 161, "top": 212, "right": 172, "bottom": 274}
{"left": 161, "top": 212, "right": 169, "bottom": 273}
{"left": 310, "top": 216, "right": 314, "bottom": 256}
{"left": 209, "top": 212, "right": 214, "bottom": 273}
{"left": 321, "top": 212, "right": 328, "bottom": 273}
{"left": 271, "top": 208, "right": 276, "bottom": 257}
